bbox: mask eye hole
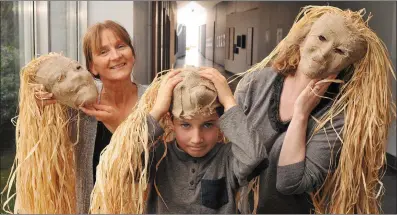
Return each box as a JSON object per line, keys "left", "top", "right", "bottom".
{"left": 334, "top": 48, "right": 345, "bottom": 55}
{"left": 57, "top": 73, "right": 66, "bottom": 82}
{"left": 318, "top": 35, "right": 326, "bottom": 41}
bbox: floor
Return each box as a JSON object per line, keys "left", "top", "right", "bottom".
{"left": 174, "top": 49, "right": 397, "bottom": 214}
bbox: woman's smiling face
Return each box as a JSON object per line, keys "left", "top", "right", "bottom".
{"left": 89, "top": 29, "right": 135, "bottom": 82}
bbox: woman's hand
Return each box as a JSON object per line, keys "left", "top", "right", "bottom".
{"left": 150, "top": 70, "right": 183, "bottom": 121}
{"left": 34, "top": 84, "right": 57, "bottom": 108}
{"left": 80, "top": 104, "right": 125, "bottom": 133}
{"left": 199, "top": 68, "right": 236, "bottom": 111}
{"left": 293, "top": 75, "right": 337, "bottom": 119}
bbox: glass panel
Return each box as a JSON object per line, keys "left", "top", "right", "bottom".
{"left": 0, "top": 1, "right": 22, "bottom": 212}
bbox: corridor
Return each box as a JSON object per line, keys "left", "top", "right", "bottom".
{"left": 174, "top": 48, "right": 241, "bottom": 92}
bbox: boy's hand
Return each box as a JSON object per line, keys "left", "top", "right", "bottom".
{"left": 150, "top": 70, "right": 183, "bottom": 121}
{"left": 199, "top": 68, "right": 236, "bottom": 111}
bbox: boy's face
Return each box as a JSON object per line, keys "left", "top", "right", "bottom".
{"left": 173, "top": 112, "right": 220, "bottom": 158}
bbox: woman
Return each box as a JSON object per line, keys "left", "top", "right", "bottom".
{"left": 35, "top": 20, "right": 147, "bottom": 213}
{"left": 233, "top": 6, "right": 394, "bottom": 214}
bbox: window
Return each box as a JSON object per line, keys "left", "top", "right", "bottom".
{"left": 0, "top": 2, "right": 87, "bottom": 212}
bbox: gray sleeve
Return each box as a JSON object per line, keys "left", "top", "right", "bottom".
{"left": 220, "top": 105, "right": 269, "bottom": 186}
{"left": 147, "top": 114, "right": 164, "bottom": 144}
{"left": 276, "top": 115, "right": 344, "bottom": 195}
{"left": 146, "top": 114, "right": 166, "bottom": 183}
{"left": 234, "top": 72, "right": 255, "bottom": 114}
{"left": 70, "top": 111, "right": 96, "bottom": 214}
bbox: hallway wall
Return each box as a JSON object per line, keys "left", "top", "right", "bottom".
{"left": 133, "top": 1, "right": 151, "bottom": 84}
{"left": 205, "top": 7, "right": 215, "bottom": 61}
{"left": 224, "top": 8, "right": 260, "bottom": 74}
{"left": 214, "top": 2, "right": 227, "bottom": 66}
{"left": 199, "top": 24, "right": 206, "bottom": 57}
{"left": 220, "top": 1, "right": 307, "bottom": 74}
{"left": 175, "top": 24, "right": 186, "bottom": 59}
{"left": 169, "top": 2, "right": 178, "bottom": 69}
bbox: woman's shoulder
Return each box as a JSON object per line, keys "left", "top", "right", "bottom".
{"left": 136, "top": 83, "right": 148, "bottom": 100}
{"left": 236, "top": 66, "right": 279, "bottom": 93}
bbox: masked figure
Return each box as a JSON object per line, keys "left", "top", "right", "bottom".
{"left": 236, "top": 5, "right": 395, "bottom": 214}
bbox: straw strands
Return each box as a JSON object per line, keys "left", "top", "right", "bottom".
{"left": 2, "top": 53, "right": 77, "bottom": 214}
{"left": 90, "top": 70, "right": 173, "bottom": 214}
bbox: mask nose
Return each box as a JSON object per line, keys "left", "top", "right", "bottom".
{"left": 319, "top": 42, "right": 334, "bottom": 59}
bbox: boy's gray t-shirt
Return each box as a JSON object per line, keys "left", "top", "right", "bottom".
{"left": 145, "top": 105, "right": 269, "bottom": 214}
{"left": 235, "top": 67, "right": 344, "bottom": 213}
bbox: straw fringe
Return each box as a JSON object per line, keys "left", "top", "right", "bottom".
{"left": 1, "top": 53, "right": 77, "bottom": 214}
{"left": 89, "top": 70, "right": 174, "bottom": 214}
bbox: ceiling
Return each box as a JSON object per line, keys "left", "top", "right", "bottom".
{"left": 176, "top": 1, "right": 222, "bottom": 11}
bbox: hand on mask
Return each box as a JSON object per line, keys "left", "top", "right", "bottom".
{"left": 293, "top": 74, "right": 338, "bottom": 118}
{"left": 80, "top": 104, "right": 125, "bottom": 133}
{"left": 150, "top": 70, "right": 183, "bottom": 121}
{"left": 199, "top": 68, "right": 236, "bottom": 111}
{"left": 34, "top": 84, "right": 57, "bottom": 108}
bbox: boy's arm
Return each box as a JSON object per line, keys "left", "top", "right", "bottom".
{"left": 199, "top": 68, "right": 270, "bottom": 186}
{"left": 219, "top": 105, "right": 268, "bottom": 187}
{"left": 147, "top": 113, "right": 165, "bottom": 145}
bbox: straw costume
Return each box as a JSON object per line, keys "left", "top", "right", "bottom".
{"left": 1, "top": 53, "right": 98, "bottom": 214}
{"left": 236, "top": 5, "right": 395, "bottom": 214}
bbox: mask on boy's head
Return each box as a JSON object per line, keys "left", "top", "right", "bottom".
{"left": 172, "top": 67, "right": 221, "bottom": 119}
{"left": 35, "top": 54, "right": 98, "bottom": 109}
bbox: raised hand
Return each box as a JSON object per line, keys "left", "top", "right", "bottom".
{"left": 199, "top": 68, "right": 236, "bottom": 111}
{"left": 80, "top": 104, "right": 125, "bottom": 133}
{"left": 150, "top": 70, "right": 183, "bottom": 121}
{"left": 293, "top": 74, "right": 337, "bottom": 118}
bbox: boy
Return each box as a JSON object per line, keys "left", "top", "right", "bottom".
{"left": 145, "top": 68, "right": 268, "bottom": 213}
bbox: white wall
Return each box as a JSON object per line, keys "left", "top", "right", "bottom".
{"left": 87, "top": 1, "right": 133, "bottom": 36}
{"left": 87, "top": 1, "right": 139, "bottom": 82}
